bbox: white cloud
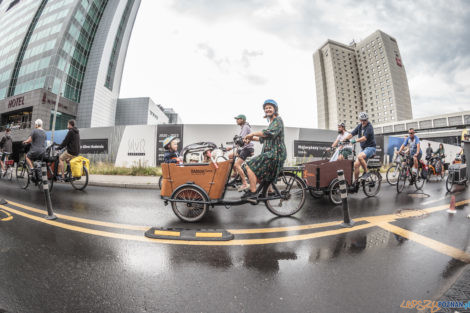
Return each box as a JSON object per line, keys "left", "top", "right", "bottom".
{"left": 120, "top": 0, "right": 470, "bottom": 128}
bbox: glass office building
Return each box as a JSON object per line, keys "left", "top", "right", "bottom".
{"left": 0, "top": 0, "right": 141, "bottom": 139}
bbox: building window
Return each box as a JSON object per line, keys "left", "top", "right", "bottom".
{"left": 105, "top": 0, "right": 135, "bottom": 90}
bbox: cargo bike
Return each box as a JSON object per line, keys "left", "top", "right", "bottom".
{"left": 160, "top": 153, "right": 307, "bottom": 222}
{"left": 302, "top": 143, "right": 382, "bottom": 205}
{"left": 446, "top": 156, "right": 468, "bottom": 192}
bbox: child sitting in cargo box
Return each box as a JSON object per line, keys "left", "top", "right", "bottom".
{"left": 163, "top": 136, "right": 183, "bottom": 164}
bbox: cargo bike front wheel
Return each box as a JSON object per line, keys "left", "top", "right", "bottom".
{"left": 171, "top": 185, "right": 209, "bottom": 222}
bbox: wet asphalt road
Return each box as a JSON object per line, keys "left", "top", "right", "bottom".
{"left": 1, "top": 177, "right": 470, "bottom": 313}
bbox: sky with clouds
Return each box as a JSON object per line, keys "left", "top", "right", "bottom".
{"left": 120, "top": 0, "right": 470, "bottom": 128}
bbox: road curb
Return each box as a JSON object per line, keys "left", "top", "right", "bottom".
{"left": 88, "top": 181, "right": 159, "bottom": 190}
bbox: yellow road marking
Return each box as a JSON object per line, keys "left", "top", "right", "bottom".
{"left": 6, "top": 200, "right": 148, "bottom": 231}
{"left": 0, "top": 204, "right": 377, "bottom": 246}
{"left": 376, "top": 222, "right": 470, "bottom": 263}
{"left": 0, "top": 209, "right": 13, "bottom": 221}
{"left": 1, "top": 198, "right": 469, "bottom": 249}
{"left": 6, "top": 199, "right": 344, "bottom": 234}
{"left": 3, "top": 199, "right": 470, "bottom": 236}
{"left": 195, "top": 232, "right": 223, "bottom": 238}
{"left": 154, "top": 230, "right": 180, "bottom": 237}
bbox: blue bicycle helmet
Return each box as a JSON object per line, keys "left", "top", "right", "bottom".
{"left": 263, "top": 99, "right": 278, "bottom": 113}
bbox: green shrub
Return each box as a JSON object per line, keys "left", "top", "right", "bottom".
{"left": 90, "top": 162, "right": 162, "bottom": 176}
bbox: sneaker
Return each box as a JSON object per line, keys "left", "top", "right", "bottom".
{"left": 360, "top": 172, "right": 370, "bottom": 180}
{"left": 241, "top": 190, "right": 258, "bottom": 203}
{"left": 56, "top": 175, "right": 64, "bottom": 182}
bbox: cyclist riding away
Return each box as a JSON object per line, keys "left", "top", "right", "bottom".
{"left": 23, "top": 119, "right": 47, "bottom": 169}
{"left": 397, "top": 128, "right": 422, "bottom": 183}
{"left": 425, "top": 143, "right": 433, "bottom": 161}
{"left": 163, "top": 136, "right": 182, "bottom": 164}
{"left": 226, "top": 114, "right": 254, "bottom": 191}
{"left": 345, "top": 112, "right": 376, "bottom": 182}
{"left": 330, "top": 122, "right": 353, "bottom": 161}
{"left": 0, "top": 128, "right": 12, "bottom": 174}
{"left": 57, "top": 119, "right": 80, "bottom": 181}
{"left": 242, "top": 99, "right": 286, "bottom": 202}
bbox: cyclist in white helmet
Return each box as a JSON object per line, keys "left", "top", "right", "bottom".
{"left": 345, "top": 112, "right": 376, "bottom": 181}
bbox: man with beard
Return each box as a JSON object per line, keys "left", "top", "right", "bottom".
{"left": 330, "top": 122, "right": 353, "bottom": 161}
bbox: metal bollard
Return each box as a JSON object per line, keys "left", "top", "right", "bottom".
{"left": 40, "top": 162, "right": 57, "bottom": 220}
{"left": 337, "top": 169, "right": 354, "bottom": 228}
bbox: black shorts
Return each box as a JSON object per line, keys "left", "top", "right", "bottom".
{"left": 239, "top": 147, "right": 254, "bottom": 161}
{"left": 0, "top": 153, "right": 7, "bottom": 162}
{"left": 27, "top": 151, "right": 45, "bottom": 161}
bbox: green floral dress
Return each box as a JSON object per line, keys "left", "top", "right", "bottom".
{"left": 247, "top": 116, "right": 287, "bottom": 182}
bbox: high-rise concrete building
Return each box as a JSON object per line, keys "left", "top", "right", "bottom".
{"left": 0, "top": 0, "right": 141, "bottom": 140}
{"left": 314, "top": 30, "right": 413, "bottom": 130}
{"left": 313, "top": 40, "right": 362, "bottom": 130}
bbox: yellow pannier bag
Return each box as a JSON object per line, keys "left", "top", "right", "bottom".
{"left": 70, "top": 156, "right": 90, "bottom": 177}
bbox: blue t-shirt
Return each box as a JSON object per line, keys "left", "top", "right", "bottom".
{"left": 403, "top": 136, "right": 422, "bottom": 155}
{"left": 351, "top": 122, "right": 376, "bottom": 149}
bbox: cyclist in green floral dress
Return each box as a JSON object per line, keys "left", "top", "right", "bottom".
{"left": 242, "top": 99, "right": 286, "bottom": 201}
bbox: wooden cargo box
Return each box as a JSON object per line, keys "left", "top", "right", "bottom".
{"left": 161, "top": 160, "right": 233, "bottom": 200}
{"left": 303, "top": 159, "right": 353, "bottom": 188}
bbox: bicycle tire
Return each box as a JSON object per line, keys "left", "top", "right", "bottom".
{"left": 16, "top": 163, "right": 30, "bottom": 189}
{"left": 363, "top": 171, "right": 381, "bottom": 197}
{"left": 265, "top": 172, "right": 306, "bottom": 216}
{"left": 4, "top": 166, "right": 13, "bottom": 181}
{"left": 438, "top": 161, "right": 445, "bottom": 180}
{"left": 396, "top": 167, "right": 408, "bottom": 193}
{"left": 71, "top": 166, "right": 89, "bottom": 191}
{"left": 446, "top": 172, "right": 454, "bottom": 193}
{"left": 414, "top": 168, "right": 425, "bottom": 190}
{"left": 171, "top": 185, "right": 209, "bottom": 222}
{"left": 328, "top": 178, "right": 342, "bottom": 205}
{"left": 386, "top": 164, "right": 399, "bottom": 185}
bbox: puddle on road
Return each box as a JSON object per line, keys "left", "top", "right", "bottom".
{"left": 395, "top": 208, "right": 430, "bottom": 219}
{"left": 407, "top": 193, "right": 431, "bottom": 199}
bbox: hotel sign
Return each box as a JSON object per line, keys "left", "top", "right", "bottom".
{"left": 7, "top": 96, "right": 24, "bottom": 109}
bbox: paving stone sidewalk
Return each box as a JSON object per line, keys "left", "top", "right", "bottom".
{"left": 89, "top": 175, "right": 160, "bottom": 189}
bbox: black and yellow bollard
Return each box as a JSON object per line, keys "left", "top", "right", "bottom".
{"left": 40, "top": 162, "right": 57, "bottom": 220}
{"left": 337, "top": 169, "right": 354, "bottom": 228}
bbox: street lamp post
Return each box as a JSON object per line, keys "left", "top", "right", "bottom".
{"left": 50, "top": 75, "right": 65, "bottom": 144}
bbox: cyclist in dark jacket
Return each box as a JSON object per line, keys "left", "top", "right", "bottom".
{"left": 0, "top": 128, "right": 13, "bottom": 172}
{"left": 58, "top": 120, "right": 80, "bottom": 180}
